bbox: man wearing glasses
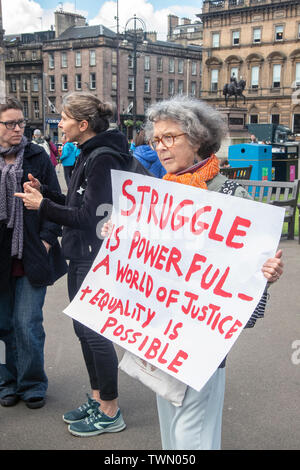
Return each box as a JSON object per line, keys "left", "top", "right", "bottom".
{"left": 0, "top": 98, "right": 67, "bottom": 409}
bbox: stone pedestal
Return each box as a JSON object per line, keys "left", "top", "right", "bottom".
{"left": 216, "top": 106, "right": 249, "bottom": 159}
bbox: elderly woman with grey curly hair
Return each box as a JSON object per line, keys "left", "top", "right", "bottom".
{"left": 144, "top": 96, "right": 283, "bottom": 450}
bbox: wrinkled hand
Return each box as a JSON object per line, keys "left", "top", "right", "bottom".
{"left": 23, "top": 173, "right": 41, "bottom": 193}
{"left": 262, "top": 249, "right": 283, "bottom": 283}
{"left": 15, "top": 184, "right": 43, "bottom": 210}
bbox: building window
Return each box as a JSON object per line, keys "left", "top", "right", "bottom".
{"left": 75, "top": 74, "right": 82, "bottom": 90}
{"left": 48, "top": 53, "right": 54, "bottom": 68}
{"left": 75, "top": 51, "right": 81, "bottom": 67}
{"left": 144, "top": 56, "right": 150, "bottom": 71}
{"left": 251, "top": 66, "right": 259, "bottom": 89}
{"left": 169, "top": 58, "right": 175, "bottom": 73}
{"left": 112, "top": 74, "right": 117, "bottom": 90}
{"left": 144, "top": 99, "right": 151, "bottom": 114}
{"left": 90, "top": 73, "right": 96, "bottom": 89}
{"left": 168, "top": 79, "right": 175, "bottom": 95}
{"left": 295, "top": 63, "right": 300, "bottom": 86}
{"left": 112, "top": 50, "right": 117, "bottom": 66}
{"left": 157, "top": 57, "right": 163, "bottom": 72}
{"left": 22, "top": 78, "right": 27, "bottom": 92}
{"left": 272, "top": 64, "right": 281, "bottom": 88}
{"left": 144, "top": 77, "right": 150, "bottom": 93}
{"left": 178, "top": 59, "right": 184, "bottom": 74}
{"left": 48, "top": 97, "right": 57, "bottom": 114}
{"left": 33, "top": 76, "right": 39, "bottom": 92}
{"left": 191, "top": 81, "right": 196, "bottom": 96}
{"left": 232, "top": 31, "right": 240, "bottom": 46}
{"left": 157, "top": 78, "right": 163, "bottom": 94}
{"left": 298, "top": 24, "right": 300, "bottom": 39}
{"left": 10, "top": 77, "right": 17, "bottom": 92}
{"left": 211, "top": 69, "right": 218, "bottom": 92}
{"left": 32, "top": 51, "right": 37, "bottom": 60}
{"left": 20, "top": 51, "right": 26, "bottom": 61}
{"left": 178, "top": 80, "right": 184, "bottom": 95}
{"left": 230, "top": 67, "right": 238, "bottom": 82}
{"left": 90, "top": 50, "right": 96, "bottom": 66}
{"left": 61, "top": 52, "right": 67, "bottom": 68}
{"left": 23, "top": 101, "right": 28, "bottom": 119}
{"left": 61, "top": 75, "right": 68, "bottom": 91}
{"left": 275, "top": 25, "right": 283, "bottom": 41}
{"left": 33, "top": 100, "right": 39, "bottom": 119}
{"left": 212, "top": 32, "right": 220, "bottom": 48}
{"left": 49, "top": 75, "right": 55, "bottom": 92}
{"left": 293, "top": 114, "right": 300, "bottom": 133}
{"left": 128, "top": 54, "right": 133, "bottom": 68}
{"left": 128, "top": 76, "right": 134, "bottom": 91}
{"left": 253, "top": 28, "right": 261, "bottom": 43}
{"left": 250, "top": 114, "right": 258, "bottom": 124}
{"left": 271, "top": 114, "right": 280, "bottom": 125}
{"left": 191, "top": 61, "right": 197, "bottom": 75}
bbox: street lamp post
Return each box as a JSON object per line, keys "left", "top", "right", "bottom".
{"left": 122, "top": 15, "right": 147, "bottom": 132}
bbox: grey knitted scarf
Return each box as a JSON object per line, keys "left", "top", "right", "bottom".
{"left": 0, "top": 135, "right": 27, "bottom": 259}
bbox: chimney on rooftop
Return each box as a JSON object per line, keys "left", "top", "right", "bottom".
{"left": 54, "top": 10, "right": 86, "bottom": 38}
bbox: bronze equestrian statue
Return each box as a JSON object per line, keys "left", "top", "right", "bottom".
{"left": 223, "top": 75, "right": 246, "bottom": 107}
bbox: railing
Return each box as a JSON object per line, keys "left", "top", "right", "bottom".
{"left": 228, "top": 0, "right": 245, "bottom": 8}
{"left": 209, "top": 1, "right": 225, "bottom": 10}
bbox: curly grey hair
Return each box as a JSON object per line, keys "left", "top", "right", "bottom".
{"left": 144, "top": 96, "right": 228, "bottom": 158}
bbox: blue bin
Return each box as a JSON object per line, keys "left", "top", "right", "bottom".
{"left": 228, "top": 143, "right": 272, "bottom": 181}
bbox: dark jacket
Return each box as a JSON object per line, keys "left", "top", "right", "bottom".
{"left": 0, "top": 143, "right": 67, "bottom": 291}
{"left": 39, "top": 129, "right": 130, "bottom": 263}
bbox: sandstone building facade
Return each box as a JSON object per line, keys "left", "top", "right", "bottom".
{"left": 198, "top": 0, "right": 300, "bottom": 134}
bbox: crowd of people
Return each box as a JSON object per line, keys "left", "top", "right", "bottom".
{"left": 0, "top": 92, "right": 284, "bottom": 449}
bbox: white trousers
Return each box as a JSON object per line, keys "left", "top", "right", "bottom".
{"left": 156, "top": 368, "right": 226, "bottom": 450}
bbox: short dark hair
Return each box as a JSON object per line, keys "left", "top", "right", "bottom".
{"left": 0, "top": 97, "right": 23, "bottom": 117}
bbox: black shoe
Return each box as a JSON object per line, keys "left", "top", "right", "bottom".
{"left": 24, "top": 397, "right": 46, "bottom": 409}
{"left": 0, "top": 394, "right": 19, "bottom": 407}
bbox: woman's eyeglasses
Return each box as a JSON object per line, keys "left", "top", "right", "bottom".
{"left": 150, "top": 133, "right": 186, "bottom": 150}
{"left": 0, "top": 120, "right": 27, "bottom": 130}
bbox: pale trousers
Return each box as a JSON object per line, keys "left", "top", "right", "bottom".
{"left": 156, "top": 368, "right": 226, "bottom": 450}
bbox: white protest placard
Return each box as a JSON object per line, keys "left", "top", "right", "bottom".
{"left": 64, "top": 171, "right": 285, "bottom": 392}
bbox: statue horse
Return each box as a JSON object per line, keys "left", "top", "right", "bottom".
{"left": 223, "top": 79, "right": 246, "bottom": 106}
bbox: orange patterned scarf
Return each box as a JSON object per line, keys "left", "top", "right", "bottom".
{"left": 163, "top": 154, "right": 220, "bottom": 189}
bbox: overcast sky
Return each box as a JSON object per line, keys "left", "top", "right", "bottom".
{"left": 2, "top": 0, "right": 203, "bottom": 40}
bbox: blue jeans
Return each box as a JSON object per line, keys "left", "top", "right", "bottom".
{"left": 0, "top": 276, "right": 47, "bottom": 400}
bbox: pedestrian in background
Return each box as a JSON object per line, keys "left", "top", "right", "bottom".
{"left": 60, "top": 134, "right": 80, "bottom": 187}
{"left": 45, "top": 135, "right": 58, "bottom": 168}
{"left": 32, "top": 129, "right": 50, "bottom": 156}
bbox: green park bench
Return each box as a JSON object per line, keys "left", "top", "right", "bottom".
{"left": 234, "top": 179, "right": 300, "bottom": 241}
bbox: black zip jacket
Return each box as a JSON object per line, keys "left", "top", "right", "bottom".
{"left": 0, "top": 142, "right": 67, "bottom": 290}
{"left": 39, "top": 129, "right": 130, "bottom": 263}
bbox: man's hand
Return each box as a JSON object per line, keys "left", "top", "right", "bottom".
{"left": 15, "top": 185, "right": 43, "bottom": 210}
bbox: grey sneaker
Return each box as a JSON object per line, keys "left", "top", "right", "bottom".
{"left": 62, "top": 394, "right": 100, "bottom": 424}
{"left": 68, "top": 408, "right": 126, "bottom": 437}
